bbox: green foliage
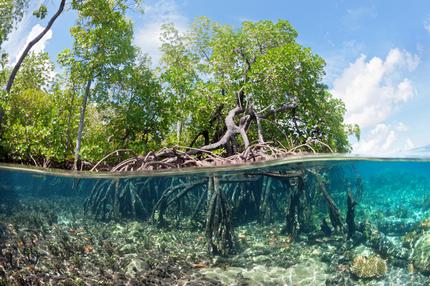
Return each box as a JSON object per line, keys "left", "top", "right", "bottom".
{"left": 0, "top": 86, "right": 80, "bottom": 165}
{"left": 80, "top": 105, "right": 111, "bottom": 162}
{"left": 159, "top": 17, "right": 353, "bottom": 152}
{"left": 103, "top": 56, "right": 171, "bottom": 154}
{"left": 1, "top": 89, "right": 54, "bottom": 164}
{"left": 12, "top": 52, "right": 54, "bottom": 92}
{"left": 59, "top": 0, "right": 139, "bottom": 165}
{"left": 0, "top": 9, "right": 356, "bottom": 167}
{"left": 0, "top": 53, "right": 77, "bottom": 165}
{"left": 77, "top": 57, "right": 170, "bottom": 162}
{"left": 33, "top": 4, "right": 48, "bottom": 19}
{"left": 347, "top": 124, "right": 361, "bottom": 141}
{"left": 68, "top": 0, "right": 136, "bottom": 84}
{"left": 0, "top": 53, "right": 8, "bottom": 86}
{"left": 0, "top": 0, "right": 28, "bottom": 48}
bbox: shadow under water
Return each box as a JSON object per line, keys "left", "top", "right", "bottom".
{"left": 1, "top": 157, "right": 430, "bottom": 285}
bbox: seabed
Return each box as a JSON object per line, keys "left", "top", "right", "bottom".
{"left": 1, "top": 156, "right": 430, "bottom": 285}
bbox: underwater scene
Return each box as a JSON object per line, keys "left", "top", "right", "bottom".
{"left": 1, "top": 157, "right": 430, "bottom": 285}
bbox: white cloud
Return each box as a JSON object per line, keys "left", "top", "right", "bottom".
{"left": 395, "top": 122, "right": 408, "bottom": 132}
{"left": 12, "top": 24, "right": 53, "bottom": 64}
{"left": 2, "top": 0, "right": 45, "bottom": 63}
{"left": 135, "top": 0, "right": 189, "bottom": 65}
{"left": 330, "top": 48, "right": 419, "bottom": 129}
{"left": 404, "top": 138, "right": 415, "bottom": 150}
{"left": 425, "top": 17, "right": 430, "bottom": 33}
{"left": 324, "top": 40, "right": 365, "bottom": 83}
{"left": 352, "top": 123, "right": 414, "bottom": 155}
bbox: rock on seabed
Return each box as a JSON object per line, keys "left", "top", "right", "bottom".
{"left": 413, "top": 232, "right": 430, "bottom": 273}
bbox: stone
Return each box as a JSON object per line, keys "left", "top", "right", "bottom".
{"left": 350, "top": 255, "right": 388, "bottom": 278}
{"left": 125, "top": 258, "right": 146, "bottom": 278}
{"left": 412, "top": 232, "right": 430, "bottom": 273}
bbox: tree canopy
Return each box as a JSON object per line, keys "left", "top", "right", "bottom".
{"left": 0, "top": 2, "right": 358, "bottom": 169}
{"left": 159, "top": 17, "right": 352, "bottom": 153}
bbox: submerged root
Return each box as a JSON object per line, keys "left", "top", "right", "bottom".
{"left": 282, "top": 176, "right": 305, "bottom": 239}
{"left": 346, "top": 190, "right": 358, "bottom": 238}
{"left": 205, "top": 177, "right": 236, "bottom": 255}
{"left": 84, "top": 179, "right": 146, "bottom": 221}
{"left": 151, "top": 179, "right": 207, "bottom": 225}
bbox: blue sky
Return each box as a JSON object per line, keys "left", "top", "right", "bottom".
{"left": 4, "top": 0, "right": 430, "bottom": 154}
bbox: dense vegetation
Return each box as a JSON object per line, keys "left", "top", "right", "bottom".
{"left": 0, "top": 0, "right": 358, "bottom": 170}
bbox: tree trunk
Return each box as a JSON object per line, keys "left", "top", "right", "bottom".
{"left": 255, "top": 112, "right": 265, "bottom": 144}
{"left": 5, "top": 0, "right": 65, "bottom": 93}
{"left": 189, "top": 94, "right": 296, "bottom": 155}
{"left": 190, "top": 105, "right": 246, "bottom": 153}
{"left": 176, "top": 121, "right": 182, "bottom": 144}
{"left": 66, "top": 85, "right": 76, "bottom": 152}
{"left": 73, "top": 79, "right": 92, "bottom": 170}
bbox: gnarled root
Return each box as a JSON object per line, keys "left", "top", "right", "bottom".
{"left": 84, "top": 179, "right": 146, "bottom": 221}
{"left": 282, "top": 176, "right": 305, "bottom": 239}
{"left": 205, "top": 177, "right": 236, "bottom": 255}
{"left": 151, "top": 178, "right": 207, "bottom": 225}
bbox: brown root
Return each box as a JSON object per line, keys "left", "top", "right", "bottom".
{"left": 92, "top": 143, "right": 309, "bottom": 173}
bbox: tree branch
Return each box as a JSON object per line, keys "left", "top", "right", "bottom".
{"left": 5, "top": 0, "right": 66, "bottom": 93}
{"left": 258, "top": 101, "right": 297, "bottom": 119}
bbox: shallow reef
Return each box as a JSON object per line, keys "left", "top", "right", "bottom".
{"left": 1, "top": 159, "right": 430, "bottom": 285}
{"left": 0, "top": 198, "right": 429, "bottom": 285}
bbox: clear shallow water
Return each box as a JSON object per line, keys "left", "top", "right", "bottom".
{"left": 1, "top": 156, "right": 430, "bottom": 285}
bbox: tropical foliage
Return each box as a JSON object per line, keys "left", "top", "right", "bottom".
{"left": 0, "top": 1, "right": 358, "bottom": 169}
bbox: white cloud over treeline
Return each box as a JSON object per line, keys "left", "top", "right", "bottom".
{"left": 331, "top": 48, "right": 419, "bottom": 154}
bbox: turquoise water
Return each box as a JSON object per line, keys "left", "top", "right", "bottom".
{"left": 1, "top": 156, "right": 430, "bottom": 285}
